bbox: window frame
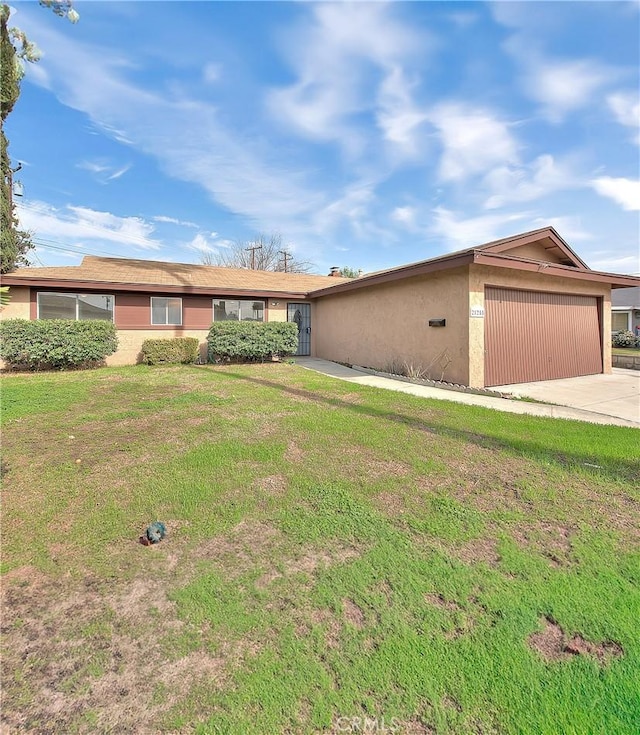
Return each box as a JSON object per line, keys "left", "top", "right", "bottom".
{"left": 150, "top": 296, "right": 183, "bottom": 326}
{"left": 36, "top": 292, "right": 115, "bottom": 322}
{"left": 611, "top": 309, "right": 631, "bottom": 333}
{"left": 212, "top": 299, "right": 265, "bottom": 322}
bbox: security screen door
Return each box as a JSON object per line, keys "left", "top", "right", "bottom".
{"left": 287, "top": 303, "right": 311, "bottom": 356}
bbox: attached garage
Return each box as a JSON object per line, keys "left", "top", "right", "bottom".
{"left": 484, "top": 287, "right": 603, "bottom": 386}
{"left": 311, "top": 227, "right": 639, "bottom": 388}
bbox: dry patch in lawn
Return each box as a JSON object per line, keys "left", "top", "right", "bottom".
{"left": 512, "top": 521, "right": 574, "bottom": 567}
{"left": 255, "top": 543, "right": 362, "bottom": 589}
{"left": 528, "top": 617, "right": 623, "bottom": 664}
{"left": 284, "top": 440, "right": 305, "bottom": 463}
{"left": 449, "top": 537, "right": 501, "bottom": 567}
{"left": 0, "top": 568, "right": 231, "bottom": 734}
{"left": 342, "top": 599, "right": 366, "bottom": 629}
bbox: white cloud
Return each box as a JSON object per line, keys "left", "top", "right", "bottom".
{"left": 391, "top": 205, "right": 417, "bottom": 228}
{"left": 376, "top": 66, "right": 429, "bottom": 155}
{"left": 20, "top": 13, "right": 326, "bottom": 239}
{"left": 203, "top": 62, "right": 221, "bottom": 84}
{"left": 428, "top": 103, "right": 519, "bottom": 182}
{"left": 588, "top": 252, "right": 640, "bottom": 275}
{"left": 185, "top": 233, "right": 218, "bottom": 254}
{"left": 17, "top": 200, "right": 164, "bottom": 251}
{"left": 76, "top": 159, "right": 132, "bottom": 182}
{"left": 484, "top": 155, "right": 577, "bottom": 209}
{"left": 314, "top": 180, "right": 394, "bottom": 242}
{"left": 530, "top": 215, "right": 593, "bottom": 243}
{"left": 590, "top": 177, "right": 640, "bottom": 211}
{"left": 430, "top": 206, "right": 530, "bottom": 250}
{"left": 153, "top": 215, "right": 199, "bottom": 228}
{"left": 607, "top": 91, "right": 640, "bottom": 145}
{"left": 267, "top": 2, "right": 426, "bottom": 154}
{"left": 521, "top": 58, "right": 615, "bottom": 123}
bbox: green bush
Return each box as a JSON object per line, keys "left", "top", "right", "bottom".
{"left": 612, "top": 330, "right": 639, "bottom": 348}
{"left": 207, "top": 321, "right": 299, "bottom": 362}
{"left": 0, "top": 319, "right": 118, "bottom": 369}
{"left": 141, "top": 337, "right": 200, "bottom": 365}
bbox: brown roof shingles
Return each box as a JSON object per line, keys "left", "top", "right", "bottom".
{"left": 2, "top": 255, "right": 351, "bottom": 294}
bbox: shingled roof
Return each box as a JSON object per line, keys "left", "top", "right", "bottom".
{"left": 2, "top": 255, "right": 351, "bottom": 296}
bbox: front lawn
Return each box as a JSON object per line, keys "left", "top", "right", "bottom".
{"left": 612, "top": 346, "right": 640, "bottom": 356}
{"left": 1, "top": 364, "right": 638, "bottom": 734}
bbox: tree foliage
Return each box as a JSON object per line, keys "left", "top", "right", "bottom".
{"left": 340, "top": 266, "right": 360, "bottom": 278}
{"left": 200, "top": 233, "right": 315, "bottom": 273}
{"left": 1, "top": 2, "right": 78, "bottom": 274}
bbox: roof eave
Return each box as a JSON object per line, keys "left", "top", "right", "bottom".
{"left": 477, "top": 226, "right": 590, "bottom": 270}
{"left": 0, "top": 276, "right": 311, "bottom": 300}
{"left": 472, "top": 252, "right": 640, "bottom": 286}
{"left": 308, "top": 252, "right": 474, "bottom": 297}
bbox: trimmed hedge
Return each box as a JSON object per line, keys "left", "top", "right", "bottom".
{"left": 207, "top": 321, "right": 299, "bottom": 362}
{"left": 0, "top": 319, "right": 118, "bottom": 369}
{"left": 141, "top": 337, "right": 199, "bottom": 365}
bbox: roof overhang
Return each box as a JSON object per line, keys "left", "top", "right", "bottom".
{"left": 1, "top": 276, "right": 310, "bottom": 300}
{"left": 473, "top": 252, "right": 640, "bottom": 287}
{"left": 308, "top": 250, "right": 640, "bottom": 298}
{"left": 478, "top": 227, "right": 589, "bottom": 269}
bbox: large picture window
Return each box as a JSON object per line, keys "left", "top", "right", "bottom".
{"left": 213, "top": 299, "right": 264, "bottom": 322}
{"left": 37, "top": 292, "right": 114, "bottom": 321}
{"left": 151, "top": 297, "right": 182, "bottom": 325}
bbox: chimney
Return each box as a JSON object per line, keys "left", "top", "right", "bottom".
{"left": 329, "top": 266, "right": 341, "bottom": 277}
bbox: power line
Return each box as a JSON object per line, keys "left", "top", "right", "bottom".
{"left": 31, "top": 239, "right": 130, "bottom": 260}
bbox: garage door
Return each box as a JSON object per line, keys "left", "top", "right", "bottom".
{"left": 484, "top": 287, "right": 602, "bottom": 386}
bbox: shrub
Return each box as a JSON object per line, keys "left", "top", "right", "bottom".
{"left": 141, "top": 337, "right": 200, "bottom": 365}
{"left": 612, "top": 330, "right": 639, "bottom": 348}
{"left": 207, "top": 321, "right": 299, "bottom": 362}
{"left": 0, "top": 319, "right": 118, "bottom": 369}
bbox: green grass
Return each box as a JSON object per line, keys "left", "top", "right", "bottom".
{"left": 1, "top": 363, "right": 639, "bottom": 734}
{"left": 612, "top": 347, "right": 640, "bottom": 356}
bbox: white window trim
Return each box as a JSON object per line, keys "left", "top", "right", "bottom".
{"left": 151, "top": 296, "right": 183, "bottom": 326}
{"left": 212, "top": 299, "right": 265, "bottom": 321}
{"left": 37, "top": 292, "right": 115, "bottom": 322}
{"left": 611, "top": 308, "right": 631, "bottom": 332}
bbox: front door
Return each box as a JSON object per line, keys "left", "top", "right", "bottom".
{"left": 287, "top": 303, "right": 311, "bottom": 356}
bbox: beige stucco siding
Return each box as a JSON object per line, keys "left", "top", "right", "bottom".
{"left": 312, "top": 267, "right": 471, "bottom": 384}
{"left": 0, "top": 286, "right": 30, "bottom": 319}
{"left": 105, "top": 329, "right": 211, "bottom": 365}
{"left": 468, "top": 265, "right": 611, "bottom": 387}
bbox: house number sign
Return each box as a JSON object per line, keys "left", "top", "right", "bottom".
{"left": 470, "top": 307, "right": 485, "bottom": 318}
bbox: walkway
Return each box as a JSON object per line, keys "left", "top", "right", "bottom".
{"left": 294, "top": 358, "right": 639, "bottom": 429}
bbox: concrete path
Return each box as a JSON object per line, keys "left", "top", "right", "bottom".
{"left": 492, "top": 369, "right": 640, "bottom": 424}
{"left": 294, "top": 358, "right": 639, "bottom": 428}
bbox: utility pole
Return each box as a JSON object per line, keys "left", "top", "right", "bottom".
{"left": 279, "top": 250, "right": 290, "bottom": 272}
{"left": 245, "top": 243, "right": 262, "bottom": 270}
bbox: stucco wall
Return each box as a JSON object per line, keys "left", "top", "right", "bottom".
{"left": 106, "top": 329, "right": 211, "bottom": 365}
{"left": 468, "top": 265, "right": 611, "bottom": 386}
{"left": 312, "top": 267, "right": 471, "bottom": 384}
{"left": 0, "top": 286, "right": 30, "bottom": 319}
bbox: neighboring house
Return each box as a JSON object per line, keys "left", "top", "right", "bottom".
{"left": 2, "top": 227, "right": 639, "bottom": 387}
{"left": 611, "top": 287, "right": 640, "bottom": 335}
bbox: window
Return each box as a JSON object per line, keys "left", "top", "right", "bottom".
{"left": 612, "top": 311, "right": 631, "bottom": 333}
{"left": 213, "top": 299, "right": 264, "bottom": 322}
{"left": 37, "top": 292, "right": 114, "bottom": 321}
{"left": 151, "top": 297, "right": 182, "bottom": 325}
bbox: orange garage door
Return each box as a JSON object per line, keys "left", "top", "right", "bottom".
{"left": 484, "top": 287, "right": 602, "bottom": 386}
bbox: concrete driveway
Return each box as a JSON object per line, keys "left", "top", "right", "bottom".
{"left": 492, "top": 369, "right": 640, "bottom": 424}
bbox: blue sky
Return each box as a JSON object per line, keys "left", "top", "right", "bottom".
{"left": 7, "top": 0, "right": 640, "bottom": 275}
